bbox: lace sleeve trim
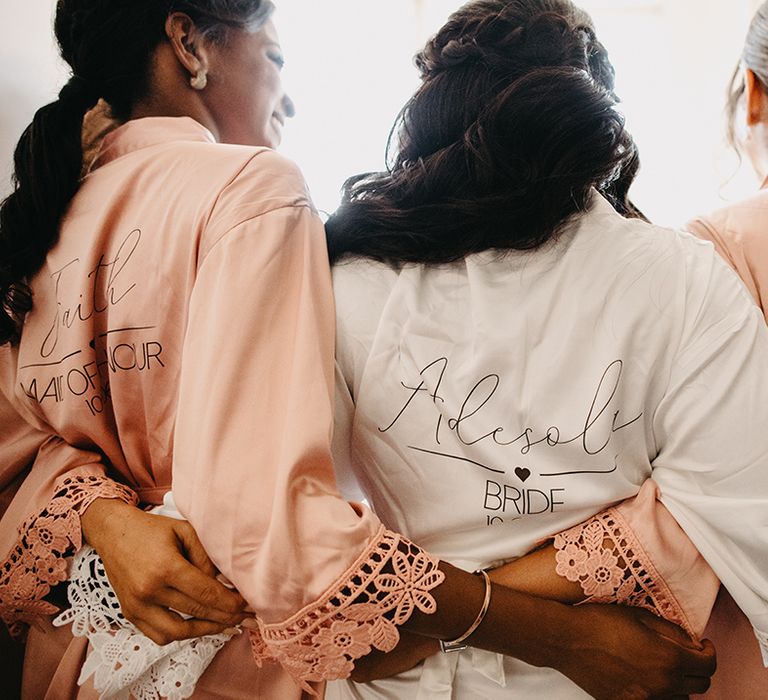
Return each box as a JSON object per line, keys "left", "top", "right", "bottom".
{"left": 248, "top": 526, "right": 445, "bottom": 692}
{"left": 0, "top": 474, "right": 138, "bottom": 638}
{"left": 53, "top": 544, "right": 232, "bottom": 700}
{"left": 552, "top": 507, "right": 694, "bottom": 636}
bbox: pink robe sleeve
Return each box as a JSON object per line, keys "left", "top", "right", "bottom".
{"left": 0, "top": 352, "right": 137, "bottom": 637}
{"left": 551, "top": 480, "right": 719, "bottom": 637}
{"left": 171, "top": 155, "right": 443, "bottom": 690}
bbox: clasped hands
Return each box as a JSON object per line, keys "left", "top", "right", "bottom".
{"left": 79, "top": 499, "right": 715, "bottom": 699}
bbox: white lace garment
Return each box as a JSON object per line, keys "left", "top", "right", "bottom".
{"left": 53, "top": 495, "right": 233, "bottom": 700}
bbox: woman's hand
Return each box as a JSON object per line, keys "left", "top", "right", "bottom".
{"left": 80, "top": 498, "right": 249, "bottom": 645}
{"left": 351, "top": 602, "right": 715, "bottom": 696}
{"left": 351, "top": 630, "right": 439, "bottom": 683}
{"left": 556, "top": 603, "right": 716, "bottom": 699}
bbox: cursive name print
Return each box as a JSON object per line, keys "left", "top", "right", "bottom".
{"left": 19, "top": 228, "right": 166, "bottom": 418}
{"left": 377, "top": 356, "right": 643, "bottom": 524}
{"left": 40, "top": 229, "right": 140, "bottom": 358}
{"left": 380, "top": 357, "right": 642, "bottom": 464}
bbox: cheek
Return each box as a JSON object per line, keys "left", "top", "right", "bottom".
{"left": 210, "top": 55, "right": 283, "bottom": 147}
{"left": 221, "top": 95, "right": 269, "bottom": 143}
{"left": 242, "top": 70, "right": 280, "bottom": 119}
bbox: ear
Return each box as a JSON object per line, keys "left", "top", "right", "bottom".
{"left": 745, "top": 68, "right": 768, "bottom": 127}
{"left": 164, "top": 12, "right": 211, "bottom": 81}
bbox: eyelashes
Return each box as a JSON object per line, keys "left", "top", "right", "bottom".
{"left": 268, "top": 52, "right": 285, "bottom": 70}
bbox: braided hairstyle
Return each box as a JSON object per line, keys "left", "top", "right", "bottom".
{"left": 726, "top": 1, "right": 768, "bottom": 154}
{"left": 326, "top": 0, "right": 643, "bottom": 265}
{"left": 0, "top": 0, "right": 273, "bottom": 345}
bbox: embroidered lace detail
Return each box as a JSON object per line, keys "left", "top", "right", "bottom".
{"left": 553, "top": 508, "right": 693, "bottom": 635}
{"left": 249, "top": 526, "right": 445, "bottom": 693}
{"left": 54, "top": 545, "right": 231, "bottom": 700}
{"left": 49, "top": 526, "right": 442, "bottom": 697}
{"left": 0, "top": 474, "right": 137, "bottom": 638}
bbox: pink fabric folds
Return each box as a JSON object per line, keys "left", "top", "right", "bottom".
{"left": 553, "top": 479, "right": 719, "bottom": 637}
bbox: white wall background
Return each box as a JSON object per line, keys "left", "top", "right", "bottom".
{"left": 0, "top": 1, "right": 765, "bottom": 227}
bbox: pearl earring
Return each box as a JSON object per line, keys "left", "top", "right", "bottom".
{"left": 190, "top": 69, "right": 207, "bottom": 90}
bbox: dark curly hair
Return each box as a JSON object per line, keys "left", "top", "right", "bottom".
{"left": 0, "top": 0, "right": 274, "bottom": 345}
{"left": 326, "top": 0, "right": 643, "bottom": 265}
{"left": 726, "top": 1, "right": 768, "bottom": 154}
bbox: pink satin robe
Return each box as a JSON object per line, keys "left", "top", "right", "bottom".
{"left": 0, "top": 117, "right": 442, "bottom": 698}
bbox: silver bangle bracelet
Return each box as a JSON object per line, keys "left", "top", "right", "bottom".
{"left": 439, "top": 569, "right": 492, "bottom": 653}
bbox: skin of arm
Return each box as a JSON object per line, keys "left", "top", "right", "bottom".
{"left": 382, "top": 559, "right": 715, "bottom": 699}
{"left": 350, "top": 544, "right": 589, "bottom": 683}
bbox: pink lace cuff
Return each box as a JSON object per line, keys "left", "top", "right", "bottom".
{"left": 248, "top": 526, "right": 445, "bottom": 693}
{"left": 0, "top": 474, "right": 138, "bottom": 637}
{"left": 553, "top": 508, "right": 693, "bottom": 636}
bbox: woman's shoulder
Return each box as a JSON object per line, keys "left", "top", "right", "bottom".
{"left": 195, "top": 144, "right": 312, "bottom": 209}
{"left": 575, "top": 195, "right": 753, "bottom": 324}
{"left": 332, "top": 257, "right": 399, "bottom": 307}
{"left": 332, "top": 258, "right": 403, "bottom": 351}
{"left": 332, "top": 257, "right": 398, "bottom": 287}
{"left": 580, "top": 193, "right": 720, "bottom": 273}
{"left": 685, "top": 188, "right": 768, "bottom": 252}
{"left": 189, "top": 146, "right": 316, "bottom": 254}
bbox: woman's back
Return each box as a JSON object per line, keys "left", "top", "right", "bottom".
{"left": 6, "top": 116, "right": 310, "bottom": 497}
{"left": 1, "top": 114, "right": 386, "bottom": 697}
{"left": 332, "top": 194, "right": 768, "bottom": 696}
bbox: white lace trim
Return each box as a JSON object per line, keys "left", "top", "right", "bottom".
{"left": 51, "top": 505, "right": 445, "bottom": 695}
{"left": 53, "top": 546, "right": 231, "bottom": 700}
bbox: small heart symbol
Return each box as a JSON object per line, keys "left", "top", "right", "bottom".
{"left": 515, "top": 467, "right": 531, "bottom": 483}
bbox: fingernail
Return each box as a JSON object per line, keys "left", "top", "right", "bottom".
{"left": 223, "top": 627, "right": 242, "bottom": 636}
{"left": 216, "top": 574, "right": 236, "bottom": 589}
{"left": 241, "top": 618, "right": 260, "bottom": 630}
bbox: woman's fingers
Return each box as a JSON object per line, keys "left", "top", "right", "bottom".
{"left": 638, "top": 611, "right": 703, "bottom": 650}
{"left": 85, "top": 504, "right": 250, "bottom": 633}
{"left": 167, "top": 554, "right": 248, "bottom": 620}
{"left": 119, "top": 554, "right": 245, "bottom": 626}
{"left": 699, "top": 639, "right": 718, "bottom": 674}
{"left": 130, "top": 606, "right": 239, "bottom": 646}
{"left": 155, "top": 586, "right": 248, "bottom": 626}
{"left": 679, "top": 669, "right": 715, "bottom": 695}
{"left": 676, "top": 638, "right": 717, "bottom": 679}
{"left": 637, "top": 615, "right": 717, "bottom": 684}
{"left": 562, "top": 604, "right": 718, "bottom": 699}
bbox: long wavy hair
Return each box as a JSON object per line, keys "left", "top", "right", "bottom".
{"left": 726, "top": 1, "right": 768, "bottom": 154}
{"left": 0, "top": 0, "right": 274, "bottom": 346}
{"left": 326, "top": 0, "right": 643, "bottom": 265}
